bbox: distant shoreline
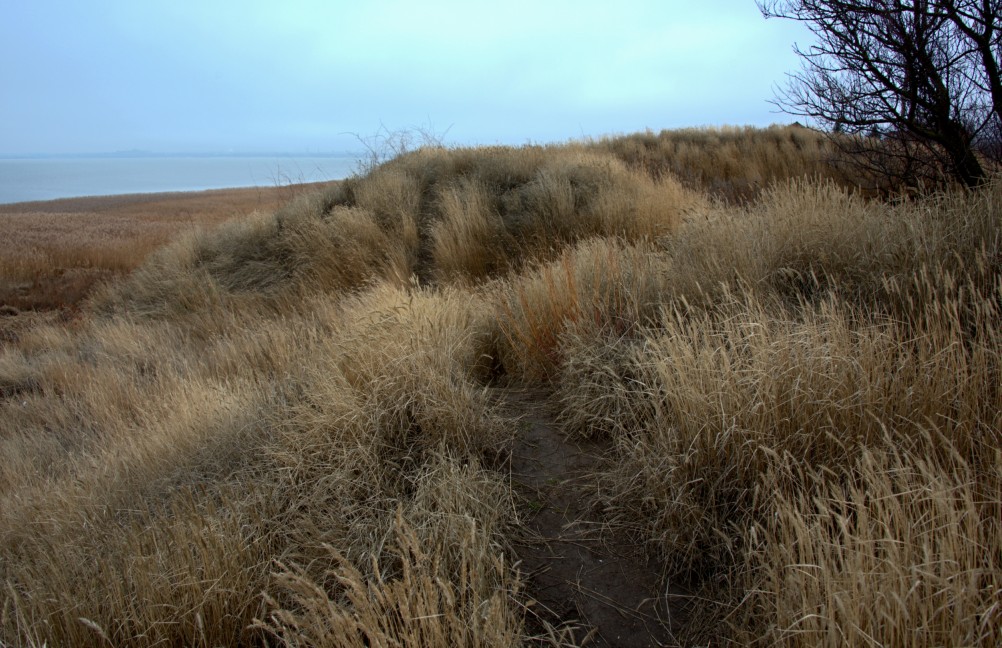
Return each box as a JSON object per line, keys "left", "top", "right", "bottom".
{"left": 0, "top": 151, "right": 362, "bottom": 160}
{"left": 1, "top": 181, "right": 335, "bottom": 311}
{"left": 0, "top": 155, "right": 358, "bottom": 205}
{"left": 0, "top": 180, "right": 334, "bottom": 212}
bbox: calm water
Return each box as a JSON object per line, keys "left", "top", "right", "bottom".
{"left": 0, "top": 155, "right": 360, "bottom": 204}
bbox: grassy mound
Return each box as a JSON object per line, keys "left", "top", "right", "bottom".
{"left": 1, "top": 126, "right": 999, "bottom": 646}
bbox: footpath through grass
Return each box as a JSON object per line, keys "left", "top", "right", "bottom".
{"left": 1, "top": 127, "right": 999, "bottom": 646}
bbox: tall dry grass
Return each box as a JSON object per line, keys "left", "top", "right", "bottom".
{"left": 1, "top": 277, "right": 518, "bottom": 645}
{"left": 1, "top": 127, "right": 999, "bottom": 646}
{"left": 328, "top": 145, "right": 705, "bottom": 284}
{"left": 742, "top": 444, "right": 1000, "bottom": 647}
{"left": 596, "top": 124, "right": 857, "bottom": 201}
{"left": 261, "top": 466, "right": 521, "bottom": 648}
{"left": 524, "top": 177, "right": 1001, "bottom": 645}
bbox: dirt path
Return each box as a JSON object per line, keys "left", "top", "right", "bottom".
{"left": 495, "top": 387, "right": 684, "bottom": 647}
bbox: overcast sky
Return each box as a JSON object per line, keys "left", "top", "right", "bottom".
{"left": 0, "top": 0, "right": 813, "bottom": 155}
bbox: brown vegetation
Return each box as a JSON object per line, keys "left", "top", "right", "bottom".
{"left": 0, "top": 183, "right": 328, "bottom": 312}
{"left": 1, "top": 126, "right": 999, "bottom": 646}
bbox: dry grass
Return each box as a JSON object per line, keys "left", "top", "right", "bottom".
{"left": 596, "top": 124, "right": 852, "bottom": 201}
{"left": 494, "top": 238, "right": 665, "bottom": 382}
{"left": 1, "top": 127, "right": 999, "bottom": 646}
{"left": 540, "top": 175, "right": 1001, "bottom": 645}
{"left": 0, "top": 183, "right": 328, "bottom": 311}
{"left": 329, "top": 144, "right": 704, "bottom": 284}
{"left": 261, "top": 466, "right": 521, "bottom": 648}
{"left": 0, "top": 281, "right": 515, "bottom": 646}
{"left": 742, "top": 446, "right": 1000, "bottom": 647}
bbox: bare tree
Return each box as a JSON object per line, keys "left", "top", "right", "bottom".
{"left": 760, "top": 0, "right": 1001, "bottom": 188}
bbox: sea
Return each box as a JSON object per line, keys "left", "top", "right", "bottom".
{"left": 0, "top": 154, "right": 362, "bottom": 205}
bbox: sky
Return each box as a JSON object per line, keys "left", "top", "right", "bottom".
{"left": 0, "top": 0, "right": 815, "bottom": 155}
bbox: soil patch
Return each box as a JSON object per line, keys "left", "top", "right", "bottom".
{"left": 496, "top": 386, "right": 686, "bottom": 647}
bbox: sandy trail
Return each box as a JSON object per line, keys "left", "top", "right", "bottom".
{"left": 496, "top": 386, "right": 684, "bottom": 647}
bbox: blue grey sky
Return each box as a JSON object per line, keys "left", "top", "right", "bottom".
{"left": 0, "top": 0, "right": 813, "bottom": 155}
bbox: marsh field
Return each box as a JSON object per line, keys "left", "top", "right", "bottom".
{"left": 0, "top": 126, "right": 999, "bottom": 646}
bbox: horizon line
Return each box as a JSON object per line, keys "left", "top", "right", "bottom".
{"left": 0, "top": 150, "right": 364, "bottom": 160}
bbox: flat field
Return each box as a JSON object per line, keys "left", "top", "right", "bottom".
{"left": 0, "top": 182, "right": 330, "bottom": 312}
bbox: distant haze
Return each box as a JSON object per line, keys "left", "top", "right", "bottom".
{"left": 0, "top": 1, "right": 814, "bottom": 155}
{"left": 0, "top": 155, "right": 360, "bottom": 204}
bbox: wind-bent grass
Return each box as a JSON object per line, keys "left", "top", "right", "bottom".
{"left": 534, "top": 177, "right": 1001, "bottom": 645}
{"left": 1, "top": 274, "right": 516, "bottom": 645}
{"left": 1, "top": 126, "right": 999, "bottom": 646}
{"left": 744, "top": 445, "right": 1000, "bottom": 647}
{"left": 260, "top": 464, "right": 521, "bottom": 648}
{"left": 596, "top": 124, "right": 849, "bottom": 200}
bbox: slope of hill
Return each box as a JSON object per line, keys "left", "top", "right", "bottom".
{"left": 1, "top": 126, "right": 999, "bottom": 646}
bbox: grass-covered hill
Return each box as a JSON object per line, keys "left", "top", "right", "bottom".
{"left": 1, "top": 126, "right": 999, "bottom": 646}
